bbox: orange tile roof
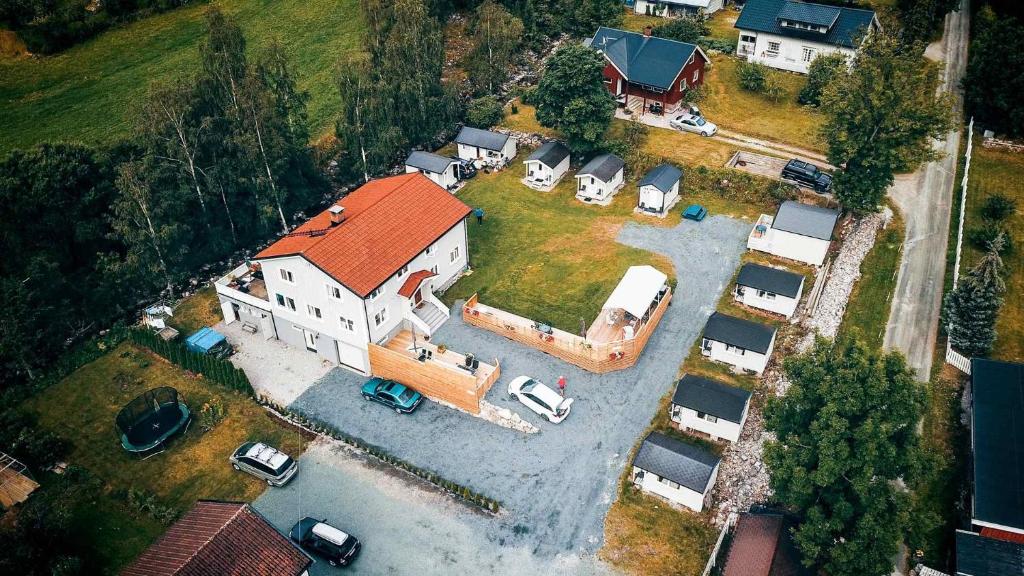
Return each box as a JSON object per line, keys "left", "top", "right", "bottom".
{"left": 398, "top": 270, "right": 437, "bottom": 298}
{"left": 257, "top": 173, "right": 471, "bottom": 297}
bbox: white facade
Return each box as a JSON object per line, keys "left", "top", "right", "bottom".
{"left": 457, "top": 137, "right": 517, "bottom": 167}
{"left": 631, "top": 463, "right": 718, "bottom": 512}
{"left": 671, "top": 403, "right": 748, "bottom": 443}
{"left": 523, "top": 155, "right": 570, "bottom": 189}
{"left": 701, "top": 334, "right": 775, "bottom": 374}
{"left": 575, "top": 168, "right": 625, "bottom": 205}
{"left": 734, "top": 281, "right": 803, "bottom": 318}
{"left": 736, "top": 30, "right": 856, "bottom": 74}
{"left": 405, "top": 162, "right": 458, "bottom": 190}
{"left": 748, "top": 215, "right": 832, "bottom": 266}
{"left": 634, "top": 0, "right": 723, "bottom": 17}
{"left": 637, "top": 181, "right": 680, "bottom": 216}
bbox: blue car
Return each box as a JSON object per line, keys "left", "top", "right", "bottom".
{"left": 360, "top": 378, "right": 423, "bottom": 413}
{"left": 683, "top": 204, "right": 708, "bottom": 221}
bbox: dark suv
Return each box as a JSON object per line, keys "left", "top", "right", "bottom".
{"left": 781, "top": 159, "right": 832, "bottom": 193}
{"left": 290, "top": 517, "right": 361, "bottom": 567}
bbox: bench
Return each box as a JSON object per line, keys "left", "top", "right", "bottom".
{"left": 241, "top": 322, "right": 258, "bottom": 334}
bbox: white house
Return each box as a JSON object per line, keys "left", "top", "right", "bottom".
{"left": 405, "top": 150, "right": 460, "bottom": 190}
{"left": 734, "top": 262, "right": 805, "bottom": 318}
{"left": 735, "top": 0, "right": 880, "bottom": 74}
{"left": 523, "top": 141, "right": 570, "bottom": 191}
{"left": 634, "top": 0, "right": 723, "bottom": 17}
{"left": 701, "top": 312, "right": 777, "bottom": 374}
{"left": 454, "top": 126, "right": 517, "bottom": 167}
{"left": 637, "top": 163, "right": 683, "bottom": 217}
{"left": 214, "top": 173, "right": 471, "bottom": 375}
{"left": 747, "top": 200, "right": 840, "bottom": 266}
{"left": 671, "top": 374, "right": 752, "bottom": 443}
{"left": 575, "top": 153, "right": 625, "bottom": 205}
{"left": 631, "top": 431, "right": 720, "bottom": 512}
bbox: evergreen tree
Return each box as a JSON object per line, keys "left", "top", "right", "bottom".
{"left": 534, "top": 43, "right": 615, "bottom": 153}
{"left": 942, "top": 234, "right": 1006, "bottom": 357}
{"left": 963, "top": 7, "right": 1024, "bottom": 138}
{"left": 561, "top": 0, "right": 621, "bottom": 36}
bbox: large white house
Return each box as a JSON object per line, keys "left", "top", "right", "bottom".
{"left": 735, "top": 0, "right": 879, "bottom": 74}
{"left": 633, "top": 0, "right": 724, "bottom": 18}
{"left": 405, "top": 150, "right": 460, "bottom": 190}
{"left": 747, "top": 200, "right": 840, "bottom": 266}
{"left": 575, "top": 153, "right": 625, "bottom": 205}
{"left": 523, "top": 141, "right": 570, "bottom": 191}
{"left": 637, "top": 163, "right": 683, "bottom": 217}
{"left": 734, "top": 262, "right": 805, "bottom": 318}
{"left": 455, "top": 126, "right": 517, "bottom": 167}
{"left": 671, "top": 374, "right": 752, "bottom": 443}
{"left": 631, "top": 431, "right": 720, "bottom": 512}
{"left": 701, "top": 312, "right": 777, "bottom": 374}
{"left": 215, "top": 173, "right": 471, "bottom": 375}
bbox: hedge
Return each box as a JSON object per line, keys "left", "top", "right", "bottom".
{"left": 128, "top": 329, "right": 255, "bottom": 397}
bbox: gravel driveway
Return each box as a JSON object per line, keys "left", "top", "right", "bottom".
{"left": 281, "top": 215, "right": 750, "bottom": 567}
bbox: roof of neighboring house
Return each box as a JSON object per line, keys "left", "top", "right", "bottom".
{"left": 672, "top": 374, "right": 752, "bottom": 424}
{"left": 736, "top": 263, "right": 804, "bottom": 299}
{"left": 970, "top": 358, "right": 1024, "bottom": 532}
{"left": 639, "top": 163, "right": 683, "bottom": 193}
{"left": 121, "top": 500, "right": 310, "bottom": 576}
{"left": 956, "top": 530, "right": 1024, "bottom": 576}
{"left": 633, "top": 431, "right": 720, "bottom": 493}
{"left": 525, "top": 141, "right": 570, "bottom": 167}
{"left": 658, "top": 0, "right": 717, "bottom": 7}
{"left": 397, "top": 270, "right": 436, "bottom": 298}
{"left": 257, "top": 173, "right": 471, "bottom": 298}
{"left": 576, "top": 153, "right": 625, "bottom": 182}
{"left": 772, "top": 200, "right": 839, "bottom": 241}
{"left": 454, "top": 126, "right": 510, "bottom": 151}
{"left": 723, "top": 513, "right": 812, "bottom": 576}
{"left": 405, "top": 150, "right": 457, "bottom": 174}
{"left": 702, "top": 311, "right": 776, "bottom": 355}
{"left": 735, "top": 0, "right": 877, "bottom": 49}
{"left": 590, "top": 27, "right": 702, "bottom": 91}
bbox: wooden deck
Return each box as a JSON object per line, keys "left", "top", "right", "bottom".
{"left": 0, "top": 453, "right": 38, "bottom": 508}
{"left": 585, "top": 310, "right": 635, "bottom": 343}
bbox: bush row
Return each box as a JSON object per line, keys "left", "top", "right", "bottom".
{"left": 685, "top": 164, "right": 799, "bottom": 206}
{"left": 128, "top": 328, "right": 255, "bottom": 396}
{"left": 258, "top": 397, "right": 503, "bottom": 514}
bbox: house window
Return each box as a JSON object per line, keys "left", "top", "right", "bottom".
{"left": 680, "top": 78, "right": 688, "bottom": 91}
{"left": 725, "top": 344, "right": 746, "bottom": 355}
{"left": 741, "top": 34, "right": 756, "bottom": 43}
{"left": 368, "top": 286, "right": 383, "bottom": 301}
{"left": 307, "top": 305, "right": 322, "bottom": 320}
{"left": 757, "top": 290, "right": 777, "bottom": 300}
{"left": 801, "top": 47, "right": 815, "bottom": 62}
{"left": 449, "top": 246, "right": 461, "bottom": 264}
{"left": 430, "top": 264, "right": 438, "bottom": 274}
{"left": 279, "top": 268, "right": 294, "bottom": 283}
{"left": 327, "top": 285, "right": 342, "bottom": 300}
{"left": 767, "top": 41, "right": 781, "bottom": 56}
{"left": 339, "top": 316, "right": 354, "bottom": 331}
{"left": 697, "top": 411, "right": 719, "bottom": 424}
{"left": 425, "top": 245, "right": 437, "bottom": 257}
{"left": 276, "top": 293, "right": 285, "bottom": 307}
{"left": 692, "top": 70, "right": 699, "bottom": 83}
{"left": 285, "top": 297, "right": 296, "bottom": 311}
{"left": 657, "top": 476, "right": 681, "bottom": 490}
{"left": 603, "top": 77, "right": 613, "bottom": 84}
{"left": 397, "top": 264, "right": 409, "bottom": 278}
{"left": 735, "top": 286, "right": 746, "bottom": 297}
{"left": 374, "top": 307, "right": 389, "bottom": 327}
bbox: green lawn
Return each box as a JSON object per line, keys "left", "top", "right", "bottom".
{"left": 23, "top": 342, "right": 308, "bottom": 574}
{"left": 839, "top": 205, "right": 906, "bottom": 349}
{"left": 169, "top": 286, "right": 223, "bottom": 336}
{"left": 0, "top": 0, "right": 365, "bottom": 154}
{"left": 705, "top": 8, "right": 740, "bottom": 43}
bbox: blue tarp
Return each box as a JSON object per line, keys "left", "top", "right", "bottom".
{"left": 185, "top": 327, "right": 227, "bottom": 354}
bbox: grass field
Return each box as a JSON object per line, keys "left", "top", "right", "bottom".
{"left": 0, "top": 0, "right": 364, "bottom": 154}
{"left": 706, "top": 9, "right": 740, "bottom": 42}
{"left": 23, "top": 342, "right": 308, "bottom": 573}
{"left": 168, "top": 286, "right": 223, "bottom": 335}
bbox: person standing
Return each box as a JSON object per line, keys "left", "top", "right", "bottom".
{"left": 474, "top": 207, "right": 485, "bottom": 224}
{"left": 557, "top": 375, "right": 566, "bottom": 396}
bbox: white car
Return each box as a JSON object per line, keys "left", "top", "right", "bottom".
{"left": 670, "top": 113, "right": 718, "bottom": 137}
{"left": 508, "top": 376, "right": 574, "bottom": 423}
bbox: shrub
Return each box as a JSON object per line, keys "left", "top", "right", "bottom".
{"left": 737, "top": 61, "right": 768, "bottom": 92}
{"left": 466, "top": 96, "right": 505, "bottom": 128}
{"left": 651, "top": 16, "right": 708, "bottom": 44}
{"left": 968, "top": 225, "right": 1014, "bottom": 254}
{"left": 699, "top": 36, "right": 738, "bottom": 53}
{"left": 686, "top": 84, "right": 709, "bottom": 104}
{"left": 980, "top": 193, "right": 1017, "bottom": 221}
{"left": 197, "top": 399, "right": 227, "bottom": 432}
{"left": 518, "top": 86, "right": 537, "bottom": 106}
{"left": 763, "top": 74, "right": 786, "bottom": 103}
{"left": 798, "top": 52, "right": 847, "bottom": 106}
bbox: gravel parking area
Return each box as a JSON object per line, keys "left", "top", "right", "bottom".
{"left": 285, "top": 215, "right": 750, "bottom": 563}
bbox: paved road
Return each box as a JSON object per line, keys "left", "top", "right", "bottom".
{"left": 883, "top": 3, "right": 970, "bottom": 382}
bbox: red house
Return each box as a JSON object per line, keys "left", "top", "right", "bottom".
{"left": 588, "top": 26, "right": 709, "bottom": 114}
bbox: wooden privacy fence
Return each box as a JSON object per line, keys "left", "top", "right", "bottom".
{"left": 462, "top": 291, "right": 672, "bottom": 373}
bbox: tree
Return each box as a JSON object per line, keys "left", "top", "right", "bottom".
{"left": 737, "top": 61, "right": 767, "bottom": 92}
{"left": 466, "top": 95, "right": 505, "bottom": 128}
{"left": 199, "top": 8, "right": 247, "bottom": 119}
{"left": 798, "top": 52, "right": 846, "bottom": 106}
{"left": 820, "top": 31, "right": 952, "bottom": 213}
{"left": 561, "top": 0, "right": 622, "bottom": 36}
{"left": 964, "top": 6, "right": 1024, "bottom": 137}
{"left": 651, "top": 15, "right": 708, "bottom": 44}
{"left": 534, "top": 43, "right": 615, "bottom": 153}
{"left": 897, "top": 0, "right": 960, "bottom": 46}
{"left": 764, "top": 336, "right": 926, "bottom": 576}
{"left": 465, "top": 0, "right": 524, "bottom": 94}
{"left": 942, "top": 234, "right": 1006, "bottom": 357}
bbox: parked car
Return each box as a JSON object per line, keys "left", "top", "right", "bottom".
{"left": 508, "top": 376, "right": 574, "bottom": 423}
{"left": 290, "top": 517, "right": 361, "bottom": 567}
{"left": 669, "top": 113, "right": 717, "bottom": 137}
{"left": 781, "top": 159, "right": 832, "bottom": 193}
{"left": 229, "top": 442, "right": 298, "bottom": 486}
{"left": 360, "top": 378, "right": 423, "bottom": 413}
{"left": 185, "top": 327, "right": 233, "bottom": 359}
{"left": 453, "top": 157, "right": 477, "bottom": 180}
{"left": 683, "top": 204, "right": 708, "bottom": 221}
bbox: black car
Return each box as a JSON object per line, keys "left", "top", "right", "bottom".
{"left": 781, "top": 159, "right": 832, "bottom": 193}
{"left": 453, "top": 157, "right": 477, "bottom": 180}
{"left": 290, "top": 517, "right": 361, "bottom": 567}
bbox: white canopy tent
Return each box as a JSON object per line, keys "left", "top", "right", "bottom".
{"left": 602, "top": 265, "right": 669, "bottom": 319}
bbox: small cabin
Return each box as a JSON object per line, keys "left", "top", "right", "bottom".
{"left": 734, "top": 263, "right": 805, "bottom": 318}
{"left": 637, "top": 163, "right": 683, "bottom": 217}
{"left": 405, "top": 151, "right": 461, "bottom": 190}
{"left": 455, "top": 126, "right": 517, "bottom": 167}
{"left": 523, "top": 142, "right": 570, "bottom": 191}
{"left": 701, "top": 311, "right": 777, "bottom": 374}
{"left": 575, "top": 153, "right": 625, "bottom": 205}
{"left": 631, "top": 431, "right": 720, "bottom": 512}
{"left": 747, "top": 201, "right": 840, "bottom": 266}
{"left": 671, "top": 374, "right": 752, "bottom": 443}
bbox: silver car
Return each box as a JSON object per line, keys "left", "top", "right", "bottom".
{"left": 670, "top": 113, "right": 718, "bottom": 137}
{"left": 229, "top": 442, "right": 298, "bottom": 486}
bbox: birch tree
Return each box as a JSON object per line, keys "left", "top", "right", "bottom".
{"left": 465, "top": 0, "right": 524, "bottom": 95}
{"left": 141, "top": 80, "right": 209, "bottom": 215}
{"left": 200, "top": 7, "right": 248, "bottom": 119}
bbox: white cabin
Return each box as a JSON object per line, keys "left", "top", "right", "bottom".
{"left": 631, "top": 431, "right": 720, "bottom": 512}
{"left": 575, "top": 153, "right": 625, "bottom": 206}
{"left": 747, "top": 201, "right": 840, "bottom": 266}
{"left": 634, "top": 0, "right": 723, "bottom": 17}
{"left": 734, "top": 262, "right": 805, "bottom": 318}
{"left": 700, "top": 312, "right": 776, "bottom": 374}
{"left": 404, "top": 150, "right": 460, "bottom": 190}
{"left": 455, "top": 126, "right": 517, "bottom": 167}
{"left": 671, "top": 374, "right": 752, "bottom": 443}
{"left": 637, "top": 163, "right": 683, "bottom": 217}
{"left": 523, "top": 141, "right": 570, "bottom": 191}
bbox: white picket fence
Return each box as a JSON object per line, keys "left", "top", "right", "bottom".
{"left": 701, "top": 513, "right": 737, "bottom": 576}
{"left": 945, "top": 119, "right": 974, "bottom": 375}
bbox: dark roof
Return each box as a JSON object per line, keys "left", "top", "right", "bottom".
{"left": 971, "top": 359, "right": 1024, "bottom": 531}
{"left": 724, "top": 513, "right": 813, "bottom": 576}
{"left": 122, "top": 501, "right": 311, "bottom": 576}
{"left": 577, "top": 153, "right": 625, "bottom": 182}
{"left": 633, "top": 432, "right": 720, "bottom": 493}
{"left": 639, "top": 163, "right": 683, "bottom": 192}
{"left": 956, "top": 530, "right": 1024, "bottom": 576}
{"left": 735, "top": 0, "right": 877, "bottom": 49}
{"left": 703, "top": 312, "right": 776, "bottom": 355}
{"left": 736, "top": 263, "right": 805, "bottom": 299}
{"left": 672, "top": 374, "right": 751, "bottom": 423}
{"left": 590, "top": 27, "right": 700, "bottom": 91}
{"left": 772, "top": 201, "right": 839, "bottom": 241}
{"left": 526, "top": 141, "right": 570, "bottom": 167}
{"left": 405, "top": 150, "right": 457, "bottom": 174}
{"left": 455, "top": 126, "right": 510, "bottom": 151}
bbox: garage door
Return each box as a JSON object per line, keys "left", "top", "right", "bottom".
{"left": 337, "top": 341, "right": 368, "bottom": 374}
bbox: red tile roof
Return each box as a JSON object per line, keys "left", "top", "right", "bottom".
{"left": 723, "top": 513, "right": 784, "bottom": 576}
{"left": 121, "top": 500, "right": 310, "bottom": 576}
{"left": 256, "top": 173, "right": 471, "bottom": 297}
{"left": 398, "top": 270, "right": 437, "bottom": 298}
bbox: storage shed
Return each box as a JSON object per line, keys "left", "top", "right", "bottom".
{"left": 523, "top": 142, "right": 570, "bottom": 191}
{"left": 637, "top": 163, "right": 683, "bottom": 217}
{"left": 575, "top": 153, "right": 625, "bottom": 205}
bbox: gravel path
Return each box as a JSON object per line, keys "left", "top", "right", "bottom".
{"left": 283, "top": 215, "right": 750, "bottom": 563}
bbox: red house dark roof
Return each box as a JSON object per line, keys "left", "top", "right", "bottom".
{"left": 257, "top": 173, "right": 471, "bottom": 298}
{"left": 121, "top": 500, "right": 310, "bottom": 576}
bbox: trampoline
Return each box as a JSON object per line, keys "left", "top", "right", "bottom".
{"left": 116, "top": 387, "right": 191, "bottom": 457}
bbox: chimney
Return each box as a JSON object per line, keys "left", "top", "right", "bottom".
{"left": 643, "top": 25, "right": 652, "bottom": 37}
{"left": 328, "top": 205, "right": 346, "bottom": 226}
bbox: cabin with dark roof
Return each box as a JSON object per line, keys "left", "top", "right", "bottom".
{"left": 633, "top": 0, "right": 724, "bottom": 19}
{"left": 575, "top": 153, "right": 626, "bottom": 205}
{"left": 671, "top": 374, "right": 752, "bottom": 442}
{"left": 631, "top": 431, "right": 721, "bottom": 511}
{"left": 748, "top": 200, "right": 840, "bottom": 266}
{"left": 734, "top": 262, "right": 805, "bottom": 318}
{"left": 523, "top": 141, "right": 570, "bottom": 191}
{"left": 637, "top": 163, "right": 683, "bottom": 217}
{"left": 404, "top": 150, "right": 461, "bottom": 190}
{"left": 701, "top": 311, "right": 777, "bottom": 374}
{"left": 454, "top": 126, "right": 517, "bottom": 167}
{"left": 735, "top": 0, "right": 880, "bottom": 74}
